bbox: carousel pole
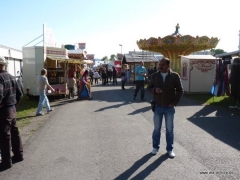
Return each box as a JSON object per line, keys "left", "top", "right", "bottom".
{"left": 168, "top": 53, "right": 181, "bottom": 74}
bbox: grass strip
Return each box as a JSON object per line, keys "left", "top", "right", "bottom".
{"left": 16, "top": 95, "right": 38, "bottom": 129}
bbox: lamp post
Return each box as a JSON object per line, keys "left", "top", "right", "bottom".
{"left": 239, "top": 30, "right": 240, "bottom": 50}
{"left": 119, "top": 44, "right": 122, "bottom": 54}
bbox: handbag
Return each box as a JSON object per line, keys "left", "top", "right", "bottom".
{"left": 150, "top": 100, "right": 155, "bottom": 112}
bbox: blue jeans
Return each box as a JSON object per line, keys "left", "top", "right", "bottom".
{"left": 152, "top": 105, "right": 175, "bottom": 151}
{"left": 36, "top": 92, "right": 51, "bottom": 114}
{"left": 134, "top": 80, "right": 145, "bottom": 99}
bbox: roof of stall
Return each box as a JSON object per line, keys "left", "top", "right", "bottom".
{"left": 215, "top": 50, "right": 240, "bottom": 58}
{"left": 46, "top": 57, "right": 93, "bottom": 64}
{"left": 46, "top": 57, "right": 83, "bottom": 64}
{"left": 122, "top": 54, "right": 159, "bottom": 64}
{"left": 180, "top": 55, "right": 216, "bottom": 59}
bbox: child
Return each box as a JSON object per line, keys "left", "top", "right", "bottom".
{"left": 67, "top": 75, "right": 76, "bottom": 99}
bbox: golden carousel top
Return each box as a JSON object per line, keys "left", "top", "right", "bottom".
{"left": 137, "top": 24, "right": 220, "bottom": 55}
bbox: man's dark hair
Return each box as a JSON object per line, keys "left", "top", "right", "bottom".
{"left": 41, "top": 68, "right": 47, "bottom": 75}
{"left": 160, "top": 57, "right": 170, "bottom": 65}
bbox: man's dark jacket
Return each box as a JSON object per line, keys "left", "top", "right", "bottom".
{"left": 0, "top": 70, "right": 23, "bottom": 109}
{"left": 147, "top": 70, "right": 183, "bottom": 106}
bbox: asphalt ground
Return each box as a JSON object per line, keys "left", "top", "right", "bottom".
{"left": 0, "top": 80, "right": 239, "bottom": 180}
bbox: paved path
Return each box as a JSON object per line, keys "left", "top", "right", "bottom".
{"left": 0, "top": 81, "right": 239, "bottom": 180}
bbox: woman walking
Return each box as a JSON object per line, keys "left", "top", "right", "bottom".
{"left": 77, "top": 70, "right": 92, "bottom": 100}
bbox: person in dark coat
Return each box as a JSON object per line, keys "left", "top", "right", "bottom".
{"left": 108, "top": 69, "right": 113, "bottom": 82}
{"left": 112, "top": 67, "right": 117, "bottom": 85}
{"left": 0, "top": 56, "right": 23, "bottom": 170}
{"left": 101, "top": 68, "right": 107, "bottom": 86}
{"left": 105, "top": 67, "right": 109, "bottom": 84}
{"left": 147, "top": 57, "right": 183, "bottom": 158}
{"left": 121, "top": 69, "right": 126, "bottom": 90}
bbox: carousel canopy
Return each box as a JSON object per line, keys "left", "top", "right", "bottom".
{"left": 136, "top": 24, "right": 220, "bottom": 73}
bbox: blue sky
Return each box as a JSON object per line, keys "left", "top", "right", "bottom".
{"left": 1, "top": 0, "right": 239, "bottom": 58}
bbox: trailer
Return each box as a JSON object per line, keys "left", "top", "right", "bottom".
{"left": 0, "top": 44, "right": 23, "bottom": 80}
{"left": 22, "top": 46, "right": 82, "bottom": 96}
{"left": 180, "top": 55, "right": 216, "bottom": 93}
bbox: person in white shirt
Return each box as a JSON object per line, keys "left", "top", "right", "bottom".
{"left": 36, "top": 69, "right": 55, "bottom": 116}
{"left": 93, "top": 70, "right": 100, "bottom": 85}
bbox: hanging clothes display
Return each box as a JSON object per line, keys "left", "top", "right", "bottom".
{"left": 211, "top": 59, "right": 230, "bottom": 96}
{"left": 230, "top": 58, "right": 240, "bottom": 103}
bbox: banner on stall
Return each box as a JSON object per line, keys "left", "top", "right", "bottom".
{"left": 43, "top": 24, "right": 56, "bottom": 47}
{"left": 78, "top": 43, "right": 86, "bottom": 50}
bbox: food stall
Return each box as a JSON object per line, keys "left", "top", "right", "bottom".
{"left": 22, "top": 46, "right": 87, "bottom": 97}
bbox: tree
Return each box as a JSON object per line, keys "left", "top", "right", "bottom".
{"left": 212, "top": 49, "right": 226, "bottom": 56}
{"left": 101, "top": 56, "right": 108, "bottom": 64}
{"left": 109, "top": 54, "right": 116, "bottom": 61}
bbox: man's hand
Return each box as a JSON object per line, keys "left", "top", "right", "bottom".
{"left": 155, "top": 87, "right": 163, "bottom": 94}
{"left": 52, "top": 89, "right": 55, "bottom": 93}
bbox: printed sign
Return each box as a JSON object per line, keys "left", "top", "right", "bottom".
{"left": 78, "top": 43, "right": 86, "bottom": 50}
{"left": 43, "top": 24, "right": 56, "bottom": 47}
{"left": 86, "top": 54, "right": 94, "bottom": 60}
{"left": 117, "top": 53, "right": 123, "bottom": 60}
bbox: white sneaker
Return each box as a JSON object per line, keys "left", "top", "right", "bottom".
{"left": 151, "top": 148, "right": 158, "bottom": 155}
{"left": 168, "top": 151, "right": 175, "bottom": 158}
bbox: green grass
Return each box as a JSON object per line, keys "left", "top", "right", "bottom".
{"left": 16, "top": 95, "right": 38, "bottom": 129}
{"left": 184, "top": 94, "right": 237, "bottom": 109}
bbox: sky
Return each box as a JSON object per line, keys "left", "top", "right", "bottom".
{"left": 1, "top": 0, "right": 240, "bottom": 59}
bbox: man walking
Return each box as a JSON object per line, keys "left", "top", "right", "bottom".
{"left": 36, "top": 68, "right": 55, "bottom": 116}
{"left": 89, "top": 69, "right": 94, "bottom": 85}
{"left": 121, "top": 69, "right": 126, "bottom": 90}
{"left": 112, "top": 67, "right": 117, "bottom": 85}
{"left": 147, "top": 57, "right": 183, "bottom": 158}
{"left": 0, "top": 56, "right": 23, "bottom": 170}
{"left": 133, "top": 61, "right": 146, "bottom": 100}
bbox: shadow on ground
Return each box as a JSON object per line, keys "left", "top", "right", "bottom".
{"left": 187, "top": 104, "right": 240, "bottom": 151}
{"left": 114, "top": 153, "right": 168, "bottom": 180}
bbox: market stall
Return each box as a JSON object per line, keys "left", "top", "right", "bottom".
{"left": 121, "top": 53, "right": 158, "bottom": 83}
{"left": 46, "top": 57, "right": 84, "bottom": 96}
{"left": 180, "top": 55, "right": 216, "bottom": 93}
{"left": 23, "top": 46, "right": 87, "bottom": 97}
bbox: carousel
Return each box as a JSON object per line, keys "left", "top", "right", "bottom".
{"left": 137, "top": 24, "right": 220, "bottom": 73}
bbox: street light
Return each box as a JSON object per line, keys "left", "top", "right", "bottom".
{"left": 119, "top": 44, "right": 122, "bottom": 54}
